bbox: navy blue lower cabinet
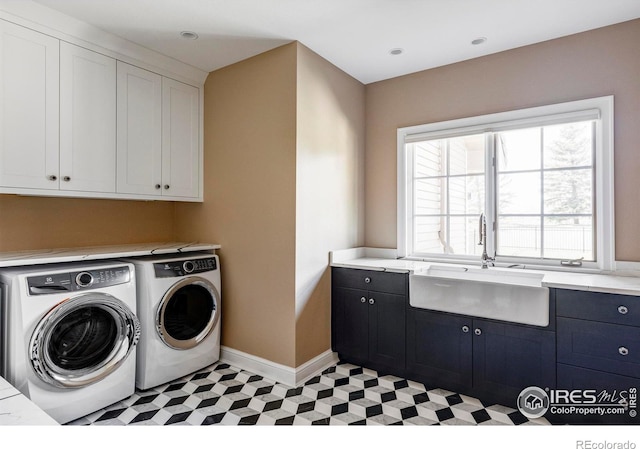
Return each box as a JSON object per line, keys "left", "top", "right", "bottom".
{"left": 406, "top": 308, "right": 472, "bottom": 392}
{"left": 368, "top": 291, "right": 406, "bottom": 370}
{"left": 554, "top": 288, "right": 640, "bottom": 425}
{"left": 406, "top": 307, "right": 556, "bottom": 407}
{"left": 473, "top": 319, "right": 556, "bottom": 407}
{"left": 555, "top": 364, "right": 640, "bottom": 424}
{"left": 331, "top": 268, "right": 407, "bottom": 375}
{"left": 332, "top": 286, "right": 370, "bottom": 365}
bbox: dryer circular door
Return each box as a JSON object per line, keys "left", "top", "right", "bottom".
{"left": 29, "top": 293, "right": 141, "bottom": 389}
{"left": 156, "top": 277, "right": 220, "bottom": 350}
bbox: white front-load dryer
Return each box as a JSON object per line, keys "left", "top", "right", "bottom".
{"left": 123, "top": 252, "right": 221, "bottom": 390}
{"left": 0, "top": 260, "right": 140, "bottom": 424}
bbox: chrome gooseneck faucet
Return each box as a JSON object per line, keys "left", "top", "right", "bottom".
{"left": 478, "top": 213, "right": 494, "bottom": 269}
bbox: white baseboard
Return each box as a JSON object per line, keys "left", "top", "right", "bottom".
{"left": 220, "top": 346, "right": 339, "bottom": 387}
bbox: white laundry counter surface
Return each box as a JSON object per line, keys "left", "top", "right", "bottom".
{"left": 0, "top": 376, "right": 58, "bottom": 425}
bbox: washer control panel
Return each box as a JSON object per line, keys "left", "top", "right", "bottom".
{"left": 27, "top": 266, "right": 131, "bottom": 296}
{"left": 154, "top": 257, "right": 217, "bottom": 278}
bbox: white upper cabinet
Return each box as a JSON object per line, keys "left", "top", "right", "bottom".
{"left": 0, "top": 17, "right": 202, "bottom": 201}
{"left": 162, "top": 78, "right": 200, "bottom": 198}
{"left": 117, "top": 61, "right": 163, "bottom": 196}
{"left": 0, "top": 21, "right": 59, "bottom": 190}
{"left": 60, "top": 42, "right": 116, "bottom": 193}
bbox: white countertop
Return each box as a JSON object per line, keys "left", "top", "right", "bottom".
{"left": 0, "top": 377, "right": 58, "bottom": 425}
{"left": 0, "top": 241, "right": 221, "bottom": 268}
{"left": 330, "top": 247, "right": 640, "bottom": 296}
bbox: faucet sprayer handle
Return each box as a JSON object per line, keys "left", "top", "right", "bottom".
{"left": 478, "top": 213, "right": 485, "bottom": 245}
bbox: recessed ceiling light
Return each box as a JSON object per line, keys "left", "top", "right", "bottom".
{"left": 389, "top": 48, "right": 404, "bottom": 56}
{"left": 180, "top": 31, "right": 199, "bottom": 40}
{"left": 471, "top": 37, "right": 487, "bottom": 45}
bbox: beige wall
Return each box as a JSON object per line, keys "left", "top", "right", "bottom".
{"left": 175, "top": 44, "right": 299, "bottom": 367}
{"left": 294, "top": 44, "right": 365, "bottom": 365}
{"left": 175, "top": 42, "right": 365, "bottom": 369}
{"left": 365, "top": 19, "right": 640, "bottom": 261}
{"left": 0, "top": 195, "right": 175, "bottom": 251}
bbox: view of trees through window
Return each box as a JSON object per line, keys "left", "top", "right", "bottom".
{"left": 410, "top": 120, "right": 595, "bottom": 262}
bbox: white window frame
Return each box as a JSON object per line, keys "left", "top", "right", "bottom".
{"left": 397, "top": 96, "right": 614, "bottom": 272}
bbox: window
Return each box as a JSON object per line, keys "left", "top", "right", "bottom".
{"left": 397, "top": 96, "right": 614, "bottom": 271}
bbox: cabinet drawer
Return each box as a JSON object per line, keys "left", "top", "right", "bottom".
{"left": 557, "top": 317, "right": 640, "bottom": 378}
{"left": 332, "top": 267, "right": 407, "bottom": 295}
{"left": 556, "top": 289, "right": 640, "bottom": 326}
{"left": 556, "top": 364, "right": 639, "bottom": 425}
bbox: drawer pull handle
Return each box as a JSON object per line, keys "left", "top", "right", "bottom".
{"left": 462, "top": 325, "right": 469, "bottom": 333}
{"left": 619, "top": 347, "right": 629, "bottom": 356}
{"left": 364, "top": 277, "right": 371, "bottom": 284}
{"left": 369, "top": 298, "right": 375, "bottom": 305}
{"left": 360, "top": 297, "right": 366, "bottom": 303}
{"left": 474, "top": 328, "right": 482, "bottom": 336}
{"left": 618, "top": 305, "right": 629, "bottom": 315}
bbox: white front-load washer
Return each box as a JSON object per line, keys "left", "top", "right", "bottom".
{"left": 0, "top": 260, "right": 140, "bottom": 424}
{"left": 123, "top": 252, "right": 221, "bottom": 390}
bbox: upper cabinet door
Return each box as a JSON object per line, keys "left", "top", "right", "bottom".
{"left": 116, "top": 61, "right": 162, "bottom": 196}
{"left": 0, "top": 21, "right": 60, "bottom": 189}
{"left": 162, "top": 78, "right": 200, "bottom": 198}
{"left": 60, "top": 42, "right": 116, "bottom": 193}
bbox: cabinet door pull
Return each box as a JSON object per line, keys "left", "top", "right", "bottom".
{"left": 360, "top": 297, "right": 366, "bottom": 303}
{"left": 155, "top": 184, "right": 161, "bottom": 189}
{"left": 618, "top": 305, "right": 629, "bottom": 315}
{"left": 369, "top": 298, "right": 375, "bottom": 305}
{"left": 474, "top": 328, "right": 482, "bottom": 336}
{"left": 462, "top": 325, "right": 469, "bottom": 333}
{"left": 164, "top": 184, "right": 170, "bottom": 189}
{"left": 47, "top": 175, "right": 57, "bottom": 181}
{"left": 619, "top": 347, "right": 629, "bottom": 356}
{"left": 364, "top": 277, "right": 371, "bottom": 284}
{"left": 63, "top": 176, "right": 71, "bottom": 182}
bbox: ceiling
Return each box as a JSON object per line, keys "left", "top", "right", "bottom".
{"left": 27, "top": 0, "right": 640, "bottom": 84}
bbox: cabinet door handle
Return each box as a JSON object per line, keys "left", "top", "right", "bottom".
{"left": 619, "top": 347, "right": 629, "bottom": 356}
{"left": 369, "top": 298, "right": 375, "bottom": 305}
{"left": 618, "top": 305, "right": 629, "bottom": 315}
{"left": 364, "top": 277, "right": 371, "bottom": 284}
{"left": 474, "top": 328, "right": 482, "bottom": 336}
{"left": 63, "top": 176, "right": 71, "bottom": 182}
{"left": 360, "top": 297, "right": 366, "bottom": 303}
{"left": 47, "top": 175, "right": 57, "bottom": 181}
{"left": 462, "top": 325, "right": 470, "bottom": 333}
{"left": 164, "top": 184, "right": 170, "bottom": 189}
{"left": 155, "top": 184, "right": 161, "bottom": 189}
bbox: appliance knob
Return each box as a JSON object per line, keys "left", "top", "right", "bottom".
{"left": 76, "top": 272, "right": 94, "bottom": 287}
{"left": 183, "top": 261, "right": 195, "bottom": 273}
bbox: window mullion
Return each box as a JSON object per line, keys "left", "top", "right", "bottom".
{"left": 485, "top": 132, "right": 496, "bottom": 258}
{"left": 540, "top": 127, "right": 545, "bottom": 259}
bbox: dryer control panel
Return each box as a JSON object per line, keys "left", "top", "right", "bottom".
{"left": 27, "top": 266, "right": 131, "bottom": 295}
{"left": 154, "top": 257, "right": 217, "bottom": 278}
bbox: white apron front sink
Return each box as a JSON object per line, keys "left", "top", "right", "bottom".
{"left": 409, "top": 265, "right": 550, "bottom": 327}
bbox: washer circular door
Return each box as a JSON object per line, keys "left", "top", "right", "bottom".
{"left": 156, "top": 277, "right": 220, "bottom": 350}
{"left": 29, "top": 293, "right": 141, "bottom": 388}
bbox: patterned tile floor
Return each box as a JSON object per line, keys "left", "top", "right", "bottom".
{"left": 67, "top": 361, "right": 550, "bottom": 426}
